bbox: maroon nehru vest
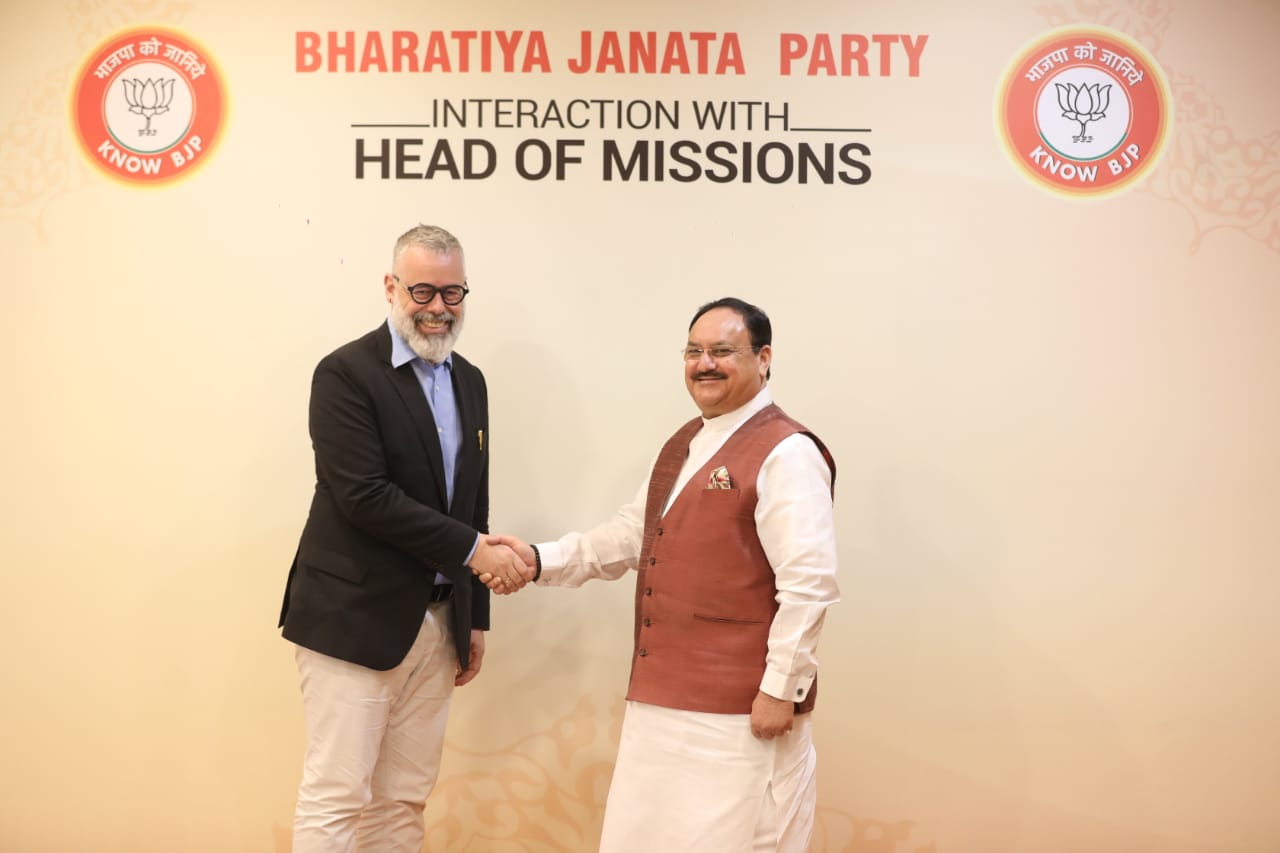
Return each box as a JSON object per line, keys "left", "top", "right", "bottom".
{"left": 626, "top": 404, "right": 835, "bottom": 715}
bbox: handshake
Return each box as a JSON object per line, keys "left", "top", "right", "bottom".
{"left": 467, "top": 534, "right": 537, "bottom": 595}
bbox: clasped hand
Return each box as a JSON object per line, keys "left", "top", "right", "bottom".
{"left": 468, "top": 534, "right": 536, "bottom": 595}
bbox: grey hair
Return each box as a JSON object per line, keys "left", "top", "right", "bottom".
{"left": 392, "top": 224, "right": 464, "bottom": 268}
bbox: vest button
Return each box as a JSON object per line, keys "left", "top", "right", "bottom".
{"left": 643, "top": 618, "right": 651, "bottom": 627}
{"left": 657, "top": 527, "right": 664, "bottom": 536}
{"left": 638, "top": 648, "right": 648, "bottom": 657}
{"left": 648, "top": 557, "right": 656, "bottom": 565}
{"left": 644, "top": 587, "right": 653, "bottom": 596}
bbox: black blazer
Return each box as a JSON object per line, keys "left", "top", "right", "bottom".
{"left": 279, "top": 324, "right": 491, "bottom": 670}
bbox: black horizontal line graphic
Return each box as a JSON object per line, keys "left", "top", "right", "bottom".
{"left": 350, "top": 123, "right": 873, "bottom": 132}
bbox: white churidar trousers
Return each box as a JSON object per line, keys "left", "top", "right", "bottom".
{"left": 599, "top": 700, "right": 818, "bottom": 852}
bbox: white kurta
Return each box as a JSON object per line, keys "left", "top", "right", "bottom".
{"left": 536, "top": 387, "right": 840, "bottom": 851}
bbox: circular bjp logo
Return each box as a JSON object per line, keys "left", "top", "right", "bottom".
{"left": 72, "top": 27, "right": 226, "bottom": 185}
{"left": 996, "top": 26, "right": 1171, "bottom": 198}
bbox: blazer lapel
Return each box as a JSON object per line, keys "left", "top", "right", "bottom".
{"left": 450, "top": 363, "right": 481, "bottom": 515}
{"left": 377, "top": 327, "right": 450, "bottom": 509}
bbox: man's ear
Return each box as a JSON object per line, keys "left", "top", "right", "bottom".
{"left": 757, "top": 344, "right": 772, "bottom": 379}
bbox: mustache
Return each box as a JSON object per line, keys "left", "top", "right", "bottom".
{"left": 692, "top": 370, "right": 727, "bottom": 381}
{"left": 412, "top": 310, "right": 453, "bottom": 326}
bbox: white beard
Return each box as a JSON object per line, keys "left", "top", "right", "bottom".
{"left": 390, "top": 302, "right": 464, "bottom": 363}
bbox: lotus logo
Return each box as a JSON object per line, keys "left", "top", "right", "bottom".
{"left": 1055, "top": 81, "right": 1111, "bottom": 144}
{"left": 74, "top": 27, "right": 227, "bottom": 184}
{"left": 998, "top": 27, "right": 1171, "bottom": 197}
{"left": 120, "top": 78, "right": 176, "bottom": 137}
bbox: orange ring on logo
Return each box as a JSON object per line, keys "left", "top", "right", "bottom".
{"left": 71, "top": 27, "right": 227, "bottom": 186}
{"left": 996, "top": 26, "right": 1171, "bottom": 198}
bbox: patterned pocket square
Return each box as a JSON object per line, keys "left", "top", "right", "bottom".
{"left": 707, "top": 466, "right": 733, "bottom": 489}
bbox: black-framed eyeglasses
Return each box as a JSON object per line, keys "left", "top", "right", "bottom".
{"left": 682, "top": 345, "right": 757, "bottom": 362}
{"left": 394, "top": 275, "right": 469, "bottom": 306}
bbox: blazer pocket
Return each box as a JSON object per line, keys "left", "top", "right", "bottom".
{"left": 298, "top": 543, "right": 368, "bottom": 584}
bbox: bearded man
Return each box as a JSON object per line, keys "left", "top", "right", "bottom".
{"left": 279, "top": 224, "right": 529, "bottom": 852}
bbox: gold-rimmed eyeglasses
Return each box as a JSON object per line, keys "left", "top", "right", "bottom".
{"left": 681, "top": 345, "right": 756, "bottom": 362}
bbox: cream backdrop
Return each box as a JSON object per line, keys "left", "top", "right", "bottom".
{"left": 2, "top": 0, "right": 1278, "bottom": 851}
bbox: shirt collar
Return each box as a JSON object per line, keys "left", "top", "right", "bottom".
{"left": 699, "top": 384, "right": 773, "bottom": 436}
{"left": 387, "top": 317, "right": 453, "bottom": 370}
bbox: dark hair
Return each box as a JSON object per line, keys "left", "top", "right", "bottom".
{"left": 688, "top": 297, "right": 771, "bottom": 348}
{"left": 688, "top": 297, "right": 771, "bottom": 379}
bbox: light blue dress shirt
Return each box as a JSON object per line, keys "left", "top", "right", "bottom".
{"left": 388, "top": 318, "right": 476, "bottom": 582}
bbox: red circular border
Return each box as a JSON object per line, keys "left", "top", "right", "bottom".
{"left": 72, "top": 27, "right": 226, "bottom": 185}
{"left": 997, "top": 27, "right": 1170, "bottom": 197}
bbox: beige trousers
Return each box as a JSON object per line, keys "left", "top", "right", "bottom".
{"left": 291, "top": 601, "right": 456, "bottom": 853}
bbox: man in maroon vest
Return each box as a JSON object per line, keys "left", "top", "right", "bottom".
{"left": 486, "top": 297, "right": 839, "bottom": 852}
